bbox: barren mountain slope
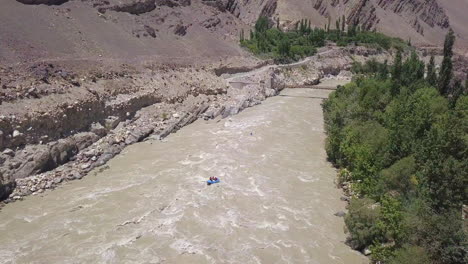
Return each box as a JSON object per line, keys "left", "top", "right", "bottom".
{"left": 0, "top": 0, "right": 254, "bottom": 65}
{"left": 2, "top": 0, "right": 468, "bottom": 68}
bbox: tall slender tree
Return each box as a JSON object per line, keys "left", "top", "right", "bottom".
{"left": 449, "top": 80, "right": 463, "bottom": 106}
{"left": 392, "top": 50, "right": 402, "bottom": 81}
{"left": 391, "top": 50, "right": 403, "bottom": 95}
{"left": 378, "top": 60, "right": 389, "bottom": 80}
{"left": 341, "top": 15, "right": 346, "bottom": 32}
{"left": 426, "top": 56, "right": 437, "bottom": 86}
{"left": 438, "top": 29, "right": 455, "bottom": 95}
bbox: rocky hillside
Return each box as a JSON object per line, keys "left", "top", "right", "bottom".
{"left": 2, "top": 0, "right": 467, "bottom": 68}
{"left": 0, "top": 0, "right": 255, "bottom": 65}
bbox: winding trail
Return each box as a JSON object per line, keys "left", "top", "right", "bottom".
{"left": 225, "top": 48, "right": 337, "bottom": 82}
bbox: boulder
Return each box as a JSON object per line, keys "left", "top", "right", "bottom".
{"left": 334, "top": 211, "right": 346, "bottom": 217}
{"left": 106, "top": 0, "right": 156, "bottom": 15}
{"left": 2, "top": 148, "right": 15, "bottom": 157}
{"left": 16, "top": 0, "right": 69, "bottom": 5}
{"left": 49, "top": 139, "right": 78, "bottom": 166}
{"left": 73, "top": 132, "right": 100, "bottom": 151}
{"left": 90, "top": 122, "right": 107, "bottom": 137}
{"left": 174, "top": 24, "right": 188, "bottom": 36}
{"left": 144, "top": 25, "right": 157, "bottom": 38}
{"left": 11, "top": 130, "right": 26, "bottom": 146}
{"left": 363, "top": 247, "right": 372, "bottom": 256}
{"left": 156, "top": 0, "right": 191, "bottom": 7}
{"left": 0, "top": 130, "right": 4, "bottom": 149}
{"left": 11, "top": 146, "right": 49, "bottom": 179}
{"left": 66, "top": 170, "right": 82, "bottom": 180}
{"left": 104, "top": 116, "right": 120, "bottom": 130}
{"left": 0, "top": 180, "right": 15, "bottom": 201}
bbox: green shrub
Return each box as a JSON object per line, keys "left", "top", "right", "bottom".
{"left": 388, "top": 246, "right": 431, "bottom": 264}
{"left": 378, "top": 156, "right": 417, "bottom": 196}
{"left": 345, "top": 198, "right": 381, "bottom": 250}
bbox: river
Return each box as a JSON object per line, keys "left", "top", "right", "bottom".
{"left": 0, "top": 83, "right": 367, "bottom": 264}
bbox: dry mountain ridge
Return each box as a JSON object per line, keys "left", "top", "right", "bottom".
{"left": 2, "top": 0, "right": 468, "bottom": 68}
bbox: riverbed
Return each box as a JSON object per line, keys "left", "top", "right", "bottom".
{"left": 0, "top": 85, "right": 367, "bottom": 264}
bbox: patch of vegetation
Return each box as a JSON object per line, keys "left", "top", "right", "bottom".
{"left": 323, "top": 30, "right": 467, "bottom": 263}
{"left": 240, "top": 17, "right": 408, "bottom": 63}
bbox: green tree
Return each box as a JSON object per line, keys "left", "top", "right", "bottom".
{"left": 391, "top": 50, "right": 402, "bottom": 95}
{"left": 376, "top": 195, "right": 404, "bottom": 243}
{"left": 449, "top": 79, "right": 464, "bottom": 106}
{"left": 438, "top": 29, "right": 455, "bottom": 95}
{"left": 401, "top": 51, "right": 425, "bottom": 87}
{"left": 342, "top": 15, "right": 346, "bottom": 32}
{"left": 378, "top": 156, "right": 417, "bottom": 196}
{"left": 426, "top": 55, "right": 437, "bottom": 86}
{"left": 378, "top": 60, "right": 389, "bottom": 80}
{"left": 278, "top": 38, "right": 290, "bottom": 58}
{"left": 254, "top": 17, "right": 270, "bottom": 52}
{"left": 416, "top": 107, "right": 467, "bottom": 211}
{"left": 255, "top": 16, "right": 269, "bottom": 34}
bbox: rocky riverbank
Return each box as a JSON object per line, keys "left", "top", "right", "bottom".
{"left": 0, "top": 46, "right": 392, "bottom": 204}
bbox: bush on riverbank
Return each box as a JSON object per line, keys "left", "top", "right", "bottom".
{"left": 323, "top": 30, "right": 467, "bottom": 263}
{"left": 240, "top": 17, "right": 407, "bottom": 63}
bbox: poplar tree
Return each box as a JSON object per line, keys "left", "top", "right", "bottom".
{"left": 426, "top": 56, "right": 437, "bottom": 86}
{"left": 391, "top": 50, "right": 403, "bottom": 95}
{"left": 341, "top": 15, "right": 346, "bottom": 32}
{"left": 378, "top": 60, "right": 389, "bottom": 80}
{"left": 438, "top": 29, "right": 455, "bottom": 96}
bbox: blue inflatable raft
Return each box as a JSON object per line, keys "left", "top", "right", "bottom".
{"left": 207, "top": 179, "right": 220, "bottom": 185}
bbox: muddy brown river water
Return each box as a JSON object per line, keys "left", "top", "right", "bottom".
{"left": 0, "top": 86, "right": 367, "bottom": 264}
